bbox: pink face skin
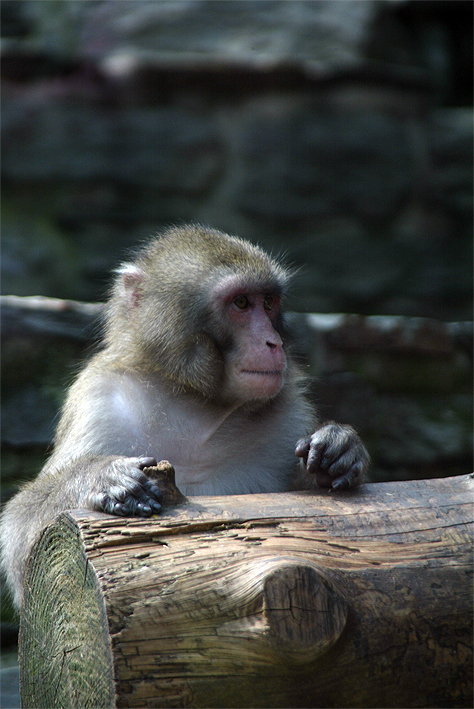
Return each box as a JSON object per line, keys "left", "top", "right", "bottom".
{"left": 214, "top": 278, "right": 287, "bottom": 403}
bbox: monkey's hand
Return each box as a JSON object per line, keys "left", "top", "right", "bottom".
{"left": 88, "top": 456, "right": 163, "bottom": 517}
{"left": 295, "top": 423, "right": 369, "bottom": 490}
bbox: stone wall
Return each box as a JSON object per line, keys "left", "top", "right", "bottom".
{"left": 1, "top": 0, "right": 472, "bottom": 319}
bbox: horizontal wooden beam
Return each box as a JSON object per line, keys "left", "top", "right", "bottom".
{"left": 20, "top": 474, "right": 473, "bottom": 708}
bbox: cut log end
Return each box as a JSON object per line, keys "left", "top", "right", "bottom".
{"left": 20, "top": 513, "right": 115, "bottom": 709}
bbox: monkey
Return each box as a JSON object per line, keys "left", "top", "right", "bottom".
{"left": 0, "top": 224, "right": 369, "bottom": 609}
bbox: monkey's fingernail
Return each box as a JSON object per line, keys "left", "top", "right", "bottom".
{"left": 149, "top": 485, "right": 163, "bottom": 500}
{"left": 151, "top": 501, "right": 162, "bottom": 512}
{"left": 113, "top": 503, "right": 127, "bottom": 516}
{"left": 139, "top": 456, "right": 157, "bottom": 468}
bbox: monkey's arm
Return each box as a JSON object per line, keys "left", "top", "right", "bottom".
{"left": 35, "top": 364, "right": 166, "bottom": 517}
{"left": 66, "top": 455, "right": 163, "bottom": 517}
{"left": 295, "top": 422, "right": 369, "bottom": 490}
{"left": 0, "top": 454, "right": 163, "bottom": 609}
{"left": 26, "top": 454, "right": 164, "bottom": 519}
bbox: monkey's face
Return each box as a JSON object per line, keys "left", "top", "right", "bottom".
{"left": 211, "top": 275, "right": 287, "bottom": 404}
{"left": 110, "top": 226, "right": 291, "bottom": 405}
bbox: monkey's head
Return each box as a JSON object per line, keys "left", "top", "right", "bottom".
{"left": 107, "top": 225, "right": 292, "bottom": 405}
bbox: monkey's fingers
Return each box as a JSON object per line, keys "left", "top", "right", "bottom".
{"left": 301, "top": 424, "right": 368, "bottom": 490}
{"left": 306, "top": 424, "right": 355, "bottom": 471}
{"left": 114, "top": 496, "right": 158, "bottom": 517}
{"left": 143, "top": 479, "right": 164, "bottom": 504}
{"left": 90, "top": 492, "right": 137, "bottom": 517}
{"left": 117, "top": 480, "right": 163, "bottom": 516}
{"left": 101, "top": 490, "right": 162, "bottom": 517}
{"left": 118, "top": 458, "right": 164, "bottom": 513}
{"left": 129, "top": 466, "right": 164, "bottom": 506}
{"left": 295, "top": 436, "right": 311, "bottom": 465}
{"left": 317, "top": 442, "right": 369, "bottom": 490}
{"left": 93, "top": 472, "right": 163, "bottom": 516}
{"left": 328, "top": 458, "right": 366, "bottom": 490}
{"left": 297, "top": 427, "right": 347, "bottom": 474}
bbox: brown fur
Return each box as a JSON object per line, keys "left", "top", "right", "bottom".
{"left": 0, "top": 225, "right": 369, "bottom": 609}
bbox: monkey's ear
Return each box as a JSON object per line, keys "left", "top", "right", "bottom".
{"left": 117, "top": 264, "right": 145, "bottom": 307}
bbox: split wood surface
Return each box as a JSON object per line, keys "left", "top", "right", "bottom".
{"left": 20, "top": 471, "right": 473, "bottom": 709}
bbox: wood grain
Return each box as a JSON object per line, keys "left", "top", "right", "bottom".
{"left": 20, "top": 474, "right": 473, "bottom": 708}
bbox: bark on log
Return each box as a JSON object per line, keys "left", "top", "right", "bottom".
{"left": 20, "top": 474, "right": 473, "bottom": 709}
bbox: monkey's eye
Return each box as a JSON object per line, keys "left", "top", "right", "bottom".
{"left": 233, "top": 295, "right": 250, "bottom": 310}
{"left": 263, "top": 296, "right": 275, "bottom": 312}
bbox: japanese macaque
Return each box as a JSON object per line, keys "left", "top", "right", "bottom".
{"left": 1, "top": 225, "right": 369, "bottom": 609}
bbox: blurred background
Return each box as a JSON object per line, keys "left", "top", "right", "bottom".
{"left": 2, "top": 0, "right": 473, "bottom": 316}
{"left": 1, "top": 0, "right": 472, "bottom": 670}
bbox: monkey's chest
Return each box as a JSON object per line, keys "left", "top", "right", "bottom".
{"left": 123, "top": 385, "right": 294, "bottom": 494}
{"left": 146, "top": 424, "right": 289, "bottom": 496}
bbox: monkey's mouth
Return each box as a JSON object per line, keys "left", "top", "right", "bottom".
{"left": 241, "top": 370, "right": 283, "bottom": 376}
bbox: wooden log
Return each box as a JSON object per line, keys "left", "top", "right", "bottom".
{"left": 20, "top": 473, "right": 473, "bottom": 709}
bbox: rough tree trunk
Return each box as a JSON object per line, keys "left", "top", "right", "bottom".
{"left": 20, "top": 472, "right": 473, "bottom": 709}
